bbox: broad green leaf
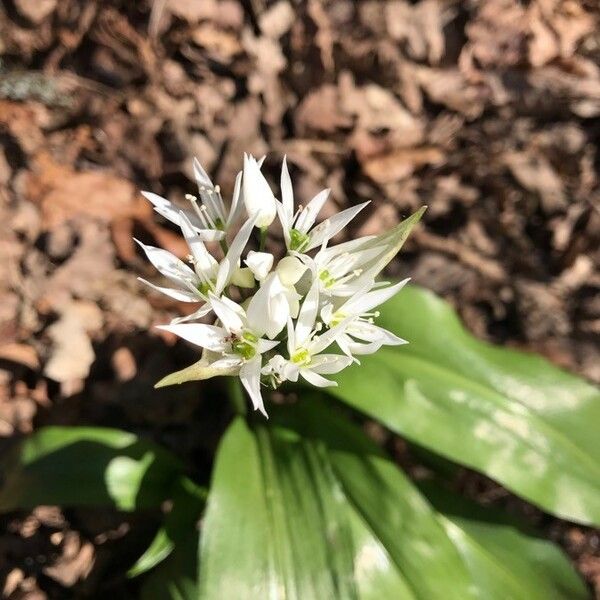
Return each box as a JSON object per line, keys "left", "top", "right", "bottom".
{"left": 140, "top": 526, "right": 198, "bottom": 600}
{"left": 274, "top": 402, "right": 477, "bottom": 600}
{"left": 346, "top": 509, "right": 415, "bottom": 600}
{"left": 420, "top": 483, "right": 588, "bottom": 600}
{"left": 330, "top": 285, "right": 600, "bottom": 526}
{"left": 199, "top": 417, "right": 359, "bottom": 599}
{"left": 0, "top": 427, "right": 183, "bottom": 512}
{"left": 128, "top": 477, "right": 206, "bottom": 577}
{"left": 199, "top": 402, "right": 477, "bottom": 600}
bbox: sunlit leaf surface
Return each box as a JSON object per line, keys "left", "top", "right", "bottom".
{"left": 0, "top": 426, "right": 183, "bottom": 512}
{"left": 331, "top": 285, "right": 600, "bottom": 526}
{"left": 198, "top": 400, "right": 585, "bottom": 599}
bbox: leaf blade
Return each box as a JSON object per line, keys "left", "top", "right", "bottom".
{"left": 330, "top": 285, "right": 600, "bottom": 525}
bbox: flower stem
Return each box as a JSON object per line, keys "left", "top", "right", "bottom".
{"left": 219, "top": 239, "right": 229, "bottom": 255}
{"left": 226, "top": 376, "right": 247, "bottom": 416}
{"left": 259, "top": 227, "right": 267, "bottom": 251}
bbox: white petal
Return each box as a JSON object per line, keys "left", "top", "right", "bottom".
{"left": 295, "top": 279, "right": 319, "bottom": 347}
{"left": 240, "top": 356, "right": 268, "bottom": 417}
{"left": 320, "top": 303, "right": 334, "bottom": 325}
{"left": 157, "top": 323, "right": 228, "bottom": 351}
{"left": 142, "top": 191, "right": 183, "bottom": 227}
{"left": 345, "top": 339, "right": 385, "bottom": 355}
{"left": 258, "top": 338, "right": 280, "bottom": 353}
{"left": 135, "top": 239, "right": 198, "bottom": 289}
{"left": 231, "top": 267, "right": 255, "bottom": 288}
{"left": 208, "top": 294, "right": 245, "bottom": 333}
{"left": 300, "top": 369, "right": 337, "bottom": 388}
{"left": 138, "top": 278, "right": 199, "bottom": 302}
{"left": 245, "top": 251, "right": 274, "bottom": 281}
{"left": 225, "top": 214, "right": 259, "bottom": 269}
{"left": 286, "top": 317, "right": 296, "bottom": 356}
{"left": 242, "top": 154, "right": 277, "bottom": 228}
{"left": 170, "top": 303, "right": 213, "bottom": 324}
{"left": 227, "top": 171, "right": 244, "bottom": 227}
{"left": 179, "top": 212, "right": 218, "bottom": 275}
{"left": 275, "top": 201, "right": 291, "bottom": 246}
{"left": 309, "top": 354, "right": 353, "bottom": 374}
{"left": 336, "top": 332, "right": 354, "bottom": 357}
{"left": 295, "top": 188, "right": 330, "bottom": 233}
{"left": 342, "top": 278, "right": 410, "bottom": 316}
{"left": 193, "top": 157, "right": 214, "bottom": 189}
{"left": 142, "top": 191, "right": 172, "bottom": 212}
{"left": 308, "top": 317, "right": 353, "bottom": 355}
{"left": 208, "top": 356, "right": 242, "bottom": 371}
{"left": 280, "top": 155, "right": 294, "bottom": 224}
{"left": 276, "top": 255, "right": 307, "bottom": 286}
{"left": 348, "top": 321, "right": 407, "bottom": 346}
{"left": 307, "top": 201, "right": 370, "bottom": 250}
{"left": 247, "top": 273, "right": 289, "bottom": 338}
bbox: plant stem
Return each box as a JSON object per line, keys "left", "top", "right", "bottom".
{"left": 226, "top": 376, "right": 247, "bottom": 416}
{"left": 219, "top": 239, "right": 229, "bottom": 255}
{"left": 259, "top": 227, "right": 267, "bottom": 251}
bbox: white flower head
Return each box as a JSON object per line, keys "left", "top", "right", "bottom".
{"left": 138, "top": 154, "right": 425, "bottom": 416}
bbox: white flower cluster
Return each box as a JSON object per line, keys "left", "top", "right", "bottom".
{"left": 138, "top": 154, "right": 422, "bottom": 417}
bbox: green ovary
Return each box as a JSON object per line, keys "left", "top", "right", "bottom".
{"left": 319, "top": 269, "right": 336, "bottom": 288}
{"left": 196, "top": 280, "right": 213, "bottom": 295}
{"left": 232, "top": 340, "right": 256, "bottom": 360}
{"left": 232, "top": 331, "right": 259, "bottom": 360}
{"left": 291, "top": 348, "right": 311, "bottom": 366}
{"left": 289, "top": 228, "right": 310, "bottom": 252}
{"left": 330, "top": 312, "right": 345, "bottom": 327}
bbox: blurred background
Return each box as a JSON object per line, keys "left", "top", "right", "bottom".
{"left": 0, "top": 0, "right": 599, "bottom": 597}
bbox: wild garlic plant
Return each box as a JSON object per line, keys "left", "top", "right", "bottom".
{"left": 138, "top": 154, "right": 423, "bottom": 416}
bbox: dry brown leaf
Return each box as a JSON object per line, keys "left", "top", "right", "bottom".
{"left": 339, "top": 73, "right": 423, "bottom": 138}
{"left": 504, "top": 151, "right": 566, "bottom": 211}
{"left": 417, "top": 67, "right": 487, "bottom": 119}
{"left": 192, "top": 23, "right": 243, "bottom": 60}
{"left": 14, "top": 0, "right": 56, "bottom": 24}
{"left": 44, "top": 302, "right": 102, "bottom": 384}
{"left": 296, "top": 85, "right": 353, "bottom": 133}
{"left": 385, "top": 0, "right": 447, "bottom": 65}
{"left": 25, "top": 153, "right": 143, "bottom": 229}
{"left": 362, "top": 147, "right": 445, "bottom": 184}
{"left": 43, "top": 532, "right": 95, "bottom": 587}
{"left": 167, "top": 0, "right": 243, "bottom": 28}
{"left": 260, "top": 1, "right": 295, "bottom": 38}
{"left": 0, "top": 343, "right": 39, "bottom": 370}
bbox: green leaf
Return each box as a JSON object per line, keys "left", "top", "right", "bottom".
{"left": 199, "top": 401, "right": 476, "bottom": 599}
{"left": 198, "top": 417, "right": 360, "bottom": 599}
{"left": 353, "top": 207, "right": 426, "bottom": 278}
{"left": 140, "top": 526, "right": 198, "bottom": 600}
{"left": 155, "top": 359, "right": 238, "bottom": 388}
{"left": 199, "top": 400, "right": 585, "bottom": 598}
{"left": 419, "top": 482, "right": 588, "bottom": 600}
{"left": 128, "top": 477, "right": 206, "bottom": 578}
{"left": 0, "top": 427, "right": 183, "bottom": 512}
{"left": 330, "top": 285, "right": 600, "bottom": 526}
